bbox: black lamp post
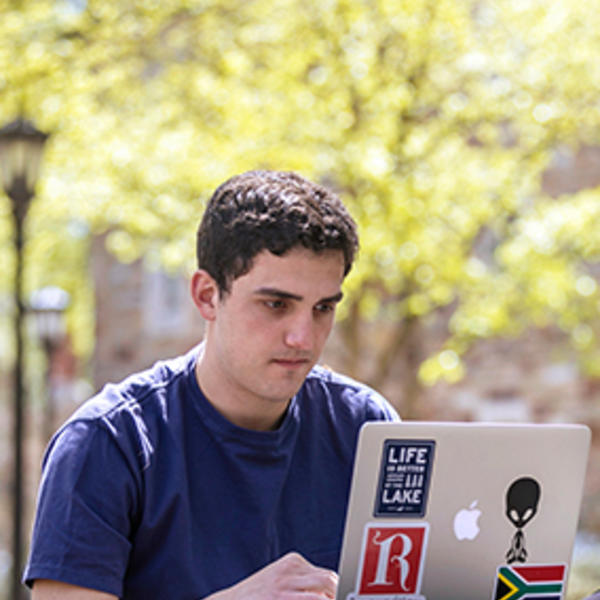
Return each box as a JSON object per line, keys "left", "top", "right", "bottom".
{"left": 0, "top": 118, "right": 49, "bottom": 600}
{"left": 30, "top": 286, "right": 70, "bottom": 443}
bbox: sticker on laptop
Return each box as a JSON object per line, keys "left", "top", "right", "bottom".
{"left": 492, "top": 563, "right": 567, "bottom": 600}
{"left": 504, "top": 476, "right": 542, "bottom": 564}
{"left": 452, "top": 499, "right": 482, "bottom": 541}
{"left": 374, "top": 440, "right": 435, "bottom": 518}
{"left": 346, "top": 523, "right": 429, "bottom": 600}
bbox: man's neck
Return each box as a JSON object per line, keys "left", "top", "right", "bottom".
{"left": 194, "top": 350, "right": 290, "bottom": 431}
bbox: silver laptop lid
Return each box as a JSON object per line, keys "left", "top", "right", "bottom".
{"left": 337, "top": 421, "right": 591, "bottom": 600}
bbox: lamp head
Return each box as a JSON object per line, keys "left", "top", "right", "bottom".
{"left": 30, "top": 286, "right": 70, "bottom": 348}
{"left": 0, "top": 118, "right": 49, "bottom": 217}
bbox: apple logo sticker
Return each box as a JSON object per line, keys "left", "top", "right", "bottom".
{"left": 453, "top": 500, "right": 482, "bottom": 541}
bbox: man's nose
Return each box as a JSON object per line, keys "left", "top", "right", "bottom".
{"left": 284, "top": 313, "right": 315, "bottom": 351}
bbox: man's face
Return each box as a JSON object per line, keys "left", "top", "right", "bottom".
{"left": 198, "top": 247, "right": 345, "bottom": 427}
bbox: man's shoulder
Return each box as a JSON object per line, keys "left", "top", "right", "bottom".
{"left": 302, "top": 364, "right": 399, "bottom": 422}
{"left": 44, "top": 346, "right": 202, "bottom": 474}
{"left": 66, "top": 346, "right": 199, "bottom": 426}
{"left": 305, "top": 363, "right": 376, "bottom": 393}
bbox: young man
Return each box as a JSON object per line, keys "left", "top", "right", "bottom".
{"left": 24, "top": 170, "right": 399, "bottom": 599}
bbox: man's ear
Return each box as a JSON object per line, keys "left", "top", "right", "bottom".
{"left": 190, "top": 270, "right": 220, "bottom": 321}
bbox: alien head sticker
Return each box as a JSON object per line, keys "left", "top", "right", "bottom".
{"left": 491, "top": 477, "right": 562, "bottom": 600}
{"left": 504, "top": 477, "right": 541, "bottom": 564}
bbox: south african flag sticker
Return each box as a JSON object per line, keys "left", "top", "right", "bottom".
{"left": 492, "top": 564, "right": 567, "bottom": 600}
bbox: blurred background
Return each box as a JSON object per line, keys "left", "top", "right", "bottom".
{"left": 0, "top": 0, "right": 599, "bottom": 598}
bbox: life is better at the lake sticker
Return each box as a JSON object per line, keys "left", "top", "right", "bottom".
{"left": 374, "top": 440, "right": 436, "bottom": 518}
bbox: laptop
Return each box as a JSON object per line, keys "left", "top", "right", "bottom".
{"left": 337, "top": 421, "right": 591, "bottom": 600}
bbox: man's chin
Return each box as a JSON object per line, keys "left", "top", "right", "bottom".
{"left": 263, "top": 361, "right": 315, "bottom": 399}
{"left": 264, "top": 379, "right": 306, "bottom": 405}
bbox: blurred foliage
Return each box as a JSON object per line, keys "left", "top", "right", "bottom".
{"left": 1, "top": 0, "right": 600, "bottom": 410}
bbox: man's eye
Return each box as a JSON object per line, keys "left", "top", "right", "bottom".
{"left": 315, "top": 303, "right": 335, "bottom": 314}
{"left": 265, "top": 300, "right": 287, "bottom": 310}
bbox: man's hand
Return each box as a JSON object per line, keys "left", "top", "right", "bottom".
{"left": 207, "top": 552, "right": 338, "bottom": 599}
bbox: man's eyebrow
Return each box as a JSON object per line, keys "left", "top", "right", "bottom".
{"left": 320, "top": 291, "right": 344, "bottom": 304}
{"left": 253, "top": 288, "right": 344, "bottom": 304}
{"left": 254, "top": 288, "right": 303, "bottom": 301}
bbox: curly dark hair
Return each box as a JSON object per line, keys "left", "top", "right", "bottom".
{"left": 196, "top": 170, "right": 359, "bottom": 295}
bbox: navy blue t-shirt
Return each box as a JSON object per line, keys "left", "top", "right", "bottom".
{"left": 24, "top": 346, "right": 398, "bottom": 599}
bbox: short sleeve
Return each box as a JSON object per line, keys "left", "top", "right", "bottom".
{"left": 23, "top": 419, "right": 140, "bottom": 597}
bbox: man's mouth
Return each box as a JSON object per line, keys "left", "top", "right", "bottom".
{"left": 271, "top": 358, "right": 311, "bottom": 368}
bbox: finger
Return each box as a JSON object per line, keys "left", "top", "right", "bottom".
{"left": 290, "top": 568, "right": 338, "bottom": 598}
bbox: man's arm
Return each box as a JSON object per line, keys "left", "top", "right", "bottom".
{"left": 32, "top": 580, "right": 118, "bottom": 600}
{"left": 206, "top": 553, "right": 338, "bottom": 599}
{"left": 30, "top": 553, "right": 337, "bottom": 600}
